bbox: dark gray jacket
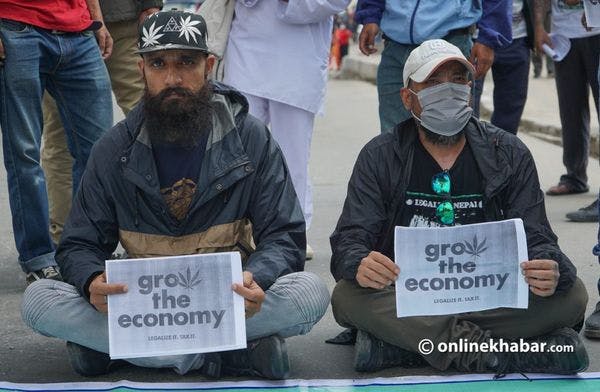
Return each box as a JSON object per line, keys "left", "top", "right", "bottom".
{"left": 330, "top": 118, "right": 577, "bottom": 292}
{"left": 57, "top": 83, "right": 306, "bottom": 299}
{"left": 100, "top": 0, "right": 163, "bottom": 23}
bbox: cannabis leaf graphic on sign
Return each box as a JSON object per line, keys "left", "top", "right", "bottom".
{"left": 464, "top": 235, "right": 488, "bottom": 260}
{"left": 141, "top": 22, "right": 164, "bottom": 48}
{"left": 178, "top": 267, "right": 202, "bottom": 290}
{"left": 178, "top": 16, "right": 203, "bottom": 44}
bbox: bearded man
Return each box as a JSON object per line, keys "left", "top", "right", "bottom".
{"left": 21, "top": 10, "right": 329, "bottom": 380}
{"left": 330, "top": 39, "right": 589, "bottom": 375}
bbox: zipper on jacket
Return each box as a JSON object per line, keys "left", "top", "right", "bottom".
{"left": 134, "top": 188, "right": 140, "bottom": 227}
{"left": 409, "top": 0, "right": 422, "bottom": 45}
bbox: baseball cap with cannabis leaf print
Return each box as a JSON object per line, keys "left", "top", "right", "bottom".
{"left": 137, "top": 9, "right": 209, "bottom": 54}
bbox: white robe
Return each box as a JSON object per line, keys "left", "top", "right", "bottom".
{"left": 223, "top": 0, "right": 349, "bottom": 115}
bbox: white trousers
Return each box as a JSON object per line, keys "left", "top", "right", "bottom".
{"left": 243, "top": 93, "right": 314, "bottom": 228}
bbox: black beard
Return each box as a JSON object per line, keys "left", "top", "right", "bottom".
{"left": 421, "top": 126, "right": 464, "bottom": 146}
{"left": 143, "top": 83, "right": 214, "bottom": 148}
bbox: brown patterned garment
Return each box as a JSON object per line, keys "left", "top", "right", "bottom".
{"left": 160, "top": 178, "right": 197, "bottom": 221}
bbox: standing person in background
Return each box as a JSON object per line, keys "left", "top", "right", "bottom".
{"left": 336, "top": 23, "right": 353, "bottom": 68}
{"left": 223, "top": 0, "right": 350, "bottom": 260}
{"left": 356, "top": 0, "right": 512, "bottom": 133}
{"left": 41, "top": 0, "right": 163, "bottom": 246}
{"left": 534, "top": 0, "right": 600, "bottom": 223}
{"left": 0, "top": 0, "right": 113, "bottom": 284}
{"left": 472, "top": 0, "right": 534, "bottom": 135}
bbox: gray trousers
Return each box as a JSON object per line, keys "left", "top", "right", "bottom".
{"left": 555, "top": 35, "right": 600, "bottom": 191}
{"left": 332, "top": 278, "right": 587, "bottom": 372}
{"left": 22, "top": 272, "right": 330, "bottom": 375}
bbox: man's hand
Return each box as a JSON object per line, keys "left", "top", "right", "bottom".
{"left": 469, "top": 42, "right": 494, "bottom": 79}
{"left": 582, "top": 12, "right": 592, "bottom": 31}
{"left": 95, "top": 25, "right": 113, "bottom": 59}
{"left": 534, "top": 26, "right": 552, "bottom": 55}
{"left": 232, "top": 271, "right": 265, "bottom": 319}
{"left": 356, "top": 251, "right": 399, "bottom": 289}
{"left": 89, "top": 272, "right": 128, "bottom": 313}
{"left": 521, "top": 259, "right": 560, "bottom": 297}
{"left": 358, "top": 23, "right": 380, "bottom": 55}
{"left": 138, "top": 7, "right": 161, "bottom": 26}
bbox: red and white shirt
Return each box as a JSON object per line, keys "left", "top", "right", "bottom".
{"left": 0, "top": 0, "right": 95, "bottom": 32}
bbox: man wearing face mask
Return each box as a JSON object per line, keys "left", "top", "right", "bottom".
{"left": 329, "top": 39, "right": 588, "bottom": 374}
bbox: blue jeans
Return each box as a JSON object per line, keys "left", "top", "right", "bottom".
{"left": 377, "top": 33, "right": 473, "bottom": 133}
{"left": 0, "top": 19, "right": 112, "bottom": 272}
{"left": 472, "top": 37, "right": 530, "bottom": 134}
{"left": 22, "top": 272, "right": 330, "bottom": 375}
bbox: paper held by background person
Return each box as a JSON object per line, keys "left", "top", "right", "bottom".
{"left": 584, "top": 0, "right": 600, "bottom": 27}
{"left": 106, "top": 252, "right": 246, "bottom": 359}
{"left": 394, "top": 219, "right": 529, "bottom": 318}
{"left": 542, "top": 33, "right": 572, "bottom": 61}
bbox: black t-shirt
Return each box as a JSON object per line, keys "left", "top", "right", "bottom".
{"left": 399, "top": 139, "right": 486, "bottom": 227}
{"left": 152, "top": 137, "right": 207, "bottom": 221}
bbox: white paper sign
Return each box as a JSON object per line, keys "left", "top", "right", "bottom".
{"left": 106, "top": 252, "right": 246, "bottom": 359}
{"left": 394, "top": 219, "right": 529, "bottom": 317}
{"left": 584, "top": 0, "right": 600, "bottom": 27}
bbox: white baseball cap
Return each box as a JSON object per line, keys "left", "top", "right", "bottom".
{"left": 403, "top": 39, "right": 474, "bottom": 87}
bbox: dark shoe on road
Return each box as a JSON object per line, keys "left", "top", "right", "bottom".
{"left": 66, "top": 342, "right": 114, "bottom": 376}
{"left": 354, "top": 330, "right": 426, "bottom": 372}
{"left": 26, "top": 266, "right": 63, "bottom": 285}
{"left": 584, "top": 302, "right": 600, "bottom": 339}
{"left": 546, "top": 183, "right": 588, "bottom": 196}
{"left": 325, "top": 328, "right": 357, "bottom": 345}
{"left": 566, "top": 199, "right": 599, "bottom": 222}
{"left": 222, "top": 335, "right": 289, "bottom": 379}
{"left": 494, "top": 327, "right": 588, "bottom": 375}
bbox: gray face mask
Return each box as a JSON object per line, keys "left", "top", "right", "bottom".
{"left": 410, "top": 82, "right": 473, "bottom": 136}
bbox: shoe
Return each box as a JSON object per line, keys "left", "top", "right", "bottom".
{"left": 566, "top": 199, "right": 599, "bottom": 222}
{"left": 547, "top": 69, "right": 555, "bottom": 78}
{"left": 494, "top": 328, "right": 589, "bottom": 375}
{"left": 199, "top": 352, "right": 222, "bottom": 379}
{"left": 533, "top": 69, "right": 541, "bottom": 78}
{"left": 306, "top": 244, "right": 314, "bottom": 261}
{"left": 221, "top": 335, "right": 290, "bottom": 379}
{"left": 354, "top": 330, "right": 426, "bottom": 372}
{"left": 325, "top": 328, "right": 357, "bottom": 345}
{"left": 66, "top": 342, "right": 113, "bottom": 376}
{"left": 26, "top": 266, "right": 63, "bottom": 285}
{"left": 584, "top": 302, "right": 600, "bottom": 339}
{"left": 546, "top": 183, "right": 588, "bottom": 196}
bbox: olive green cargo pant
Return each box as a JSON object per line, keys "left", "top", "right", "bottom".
{"left": 332, "top": 278, "right": 588, "bottom": 371}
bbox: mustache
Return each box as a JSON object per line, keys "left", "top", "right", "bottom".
{"left": 154, "top": 87, "right": 195, "bottom": 100}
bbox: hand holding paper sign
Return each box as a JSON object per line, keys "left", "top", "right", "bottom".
{"left": 89, "top": 272, "right": 128, "bottom": 313}
{"left": 232, "top": 271, "right": 265, "bottom": 319}
{"left": 356, "top": 251, "right": 400, "bottom": 289}
{"left": 521, "top": 259, "right": 560, "bottom": 297}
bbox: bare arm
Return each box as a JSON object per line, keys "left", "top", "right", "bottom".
{"left": 533, "top": 0, "right": 552, "bottom": 53}
{"left": 85, "top": 0, "right": 113, "bottom": 59}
